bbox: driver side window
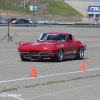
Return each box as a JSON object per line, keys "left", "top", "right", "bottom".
{"left": 68, "top": 34, "right": 72, "bottom": 42}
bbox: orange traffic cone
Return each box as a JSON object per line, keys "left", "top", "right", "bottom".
{"left": 22, "top": 34, "right": 25, "bottom": 38}
{"left": 30, "top": 67, "right": 36, "bottom": 77}
{"left": 90, "top": 26, "right": 92, "bottom": 28}
{"left": 80, "top": 61, "right": 86, "bottom": 71}
{"left": 14, "top": 31, "right": 17, "bottom": 35}
{"left": 94, "top": 34, "right": 96, "bottom": 38}
{"left": 18, "top": 38, "right": 22, "bottom": 46}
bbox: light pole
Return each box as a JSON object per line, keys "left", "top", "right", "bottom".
{"left": 24, "top": 0, "right": 26, "bottom": 9}
{"left": 0, "top": 12, "right": 1, "bottom": 20}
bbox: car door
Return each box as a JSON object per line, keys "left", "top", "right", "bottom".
{"left": 61, "top": 34, "right": 70, "bottom": 56}
{"left": 67, "top": 34, "right": 77, "bottom": 55}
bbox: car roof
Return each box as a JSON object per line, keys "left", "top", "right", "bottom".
{"left": 44, "top": 32, "right": 71, "bottom": 35}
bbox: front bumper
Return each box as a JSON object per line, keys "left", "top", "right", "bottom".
{"left": 20, "top": 51, "right": 56, "bottom": 59}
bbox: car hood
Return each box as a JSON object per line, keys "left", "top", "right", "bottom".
{"left": 18, "top": 41, "right": 58, "bottom": 52}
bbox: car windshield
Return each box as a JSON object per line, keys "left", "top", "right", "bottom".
{"left": 39, "top": 34, "right": 66, "bottom": 42}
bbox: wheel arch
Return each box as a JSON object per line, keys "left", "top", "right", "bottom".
{"left": 75, "top": 41, "right": 86, "bottom": 51}
{"left": 57, "top": 48, "right": 64, "bottom": 53}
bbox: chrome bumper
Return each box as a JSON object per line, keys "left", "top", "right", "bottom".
{"left": 20, "top": 52, "right": 56, "bottom": 58}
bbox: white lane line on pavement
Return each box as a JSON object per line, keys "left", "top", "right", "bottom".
{"left": 25, "top": 83, "right": 100, "bottom": 100}
{"left": 0, "top": 67, "right": 100, "bottom": 84}
{"left": 2, "top": 92, "right": 24, "bottom": 100}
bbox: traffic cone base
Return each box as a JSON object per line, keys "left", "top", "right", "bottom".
{"left": 30, "top": 67, "right": 36, "bottom": 77}
{"left": 80, "top": 61, "right": 86, "bottom": 71}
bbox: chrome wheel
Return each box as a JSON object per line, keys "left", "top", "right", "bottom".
{"left": 76, "top": 47, "right": 84, "bottom": 60}
{"left": 79, "top": 47, "right": 84, "bottom": 59}
{"left": 57, "top": 49, "right": 63, "bottom": 61}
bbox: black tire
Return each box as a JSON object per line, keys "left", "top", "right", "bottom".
{"left": 52, "top": 49, "right": 63, "bottom": 62}
{"left": 76, "top": 47, "right": 84, "bottom": 60}
{"left": 20, "top": 55, "right": 31, "bottom": 61}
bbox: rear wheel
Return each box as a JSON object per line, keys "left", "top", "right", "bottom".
{"left": 21, "top": 55, "right": 31, "bottom": 61}
{"left": 52, "top": 49, "right": 63, "bottom": 62}
{"left": 76, "top": 47, "right": 84, "bottom": 60}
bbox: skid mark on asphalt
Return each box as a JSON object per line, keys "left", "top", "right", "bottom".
{"left": 0, "top": 68, "right": 100, "bottom": 84}
{"left": 24, "top": 83, "right": 100, "bottom": 100}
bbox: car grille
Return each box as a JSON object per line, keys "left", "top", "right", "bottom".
{"left": 21, "top": 52, "right": 56, "bottom": 57}
{"left": 21, "top": 52, "right": 29, "bottom": 55}
{"left": 40, "top": 53, "right": 51, "bottom": 56}
{"left": 29, "top": 52, "right": 39, "bottom": 56}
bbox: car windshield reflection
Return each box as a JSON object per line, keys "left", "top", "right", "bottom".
{"left": 39, "top": 34, "right": 66, "bottom": 42}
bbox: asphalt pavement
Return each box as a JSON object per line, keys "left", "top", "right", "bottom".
{"left": 0, "top": 26, "right": 100, "bottom": 100}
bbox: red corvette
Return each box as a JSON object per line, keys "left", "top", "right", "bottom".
{"left": 18, "top": 32, "right": 86, "bottom": 62}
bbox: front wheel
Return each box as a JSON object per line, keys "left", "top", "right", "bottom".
{"left": 76, "top": 47, "right": 84, "bottom": 60}
{"left": 52, "top": 49, "right": 63, "bottom": 62}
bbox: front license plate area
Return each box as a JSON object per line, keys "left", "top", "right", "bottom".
{"left": 23, "top": 56, "right": 31, "bottom": 59}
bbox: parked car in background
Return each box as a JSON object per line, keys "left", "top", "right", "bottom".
{"left": 9, "top": 18, "right": 17, "bottom": 23}
{"left": 18, "top": 32, "right": 86, "bottom": 62}
{"left": 12, "top": 20, "right": 17, "bottom": 24}
{"left": 0, "top": 20, "right": 8, "bottom": 24}
{"left": 38, "top": 20, "right": 48, "bottom": 24}
{"left": 32, "top": 20, "right": 38, "bottom": 24}
{"left": 37, "top": 20, "right": 59, "bottom": 25}
{"left": 15, "top": 18, "right": 32, "bottom": 24}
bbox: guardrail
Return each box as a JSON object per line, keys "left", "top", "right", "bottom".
{"left": 37, "top": 23, "right": 100, "bottom": 28}
{"left": 64, "top": 24, "right": 100, "bottom": 28}
{"left": 0, "top": 23, "right": 100, "bottom": 28}
{"left": 0, "top": 24, "right": 37, "bottom": 27}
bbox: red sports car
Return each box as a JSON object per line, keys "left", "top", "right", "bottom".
{"left": 18, "top": 32, "right": 86, "bottom": 62}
